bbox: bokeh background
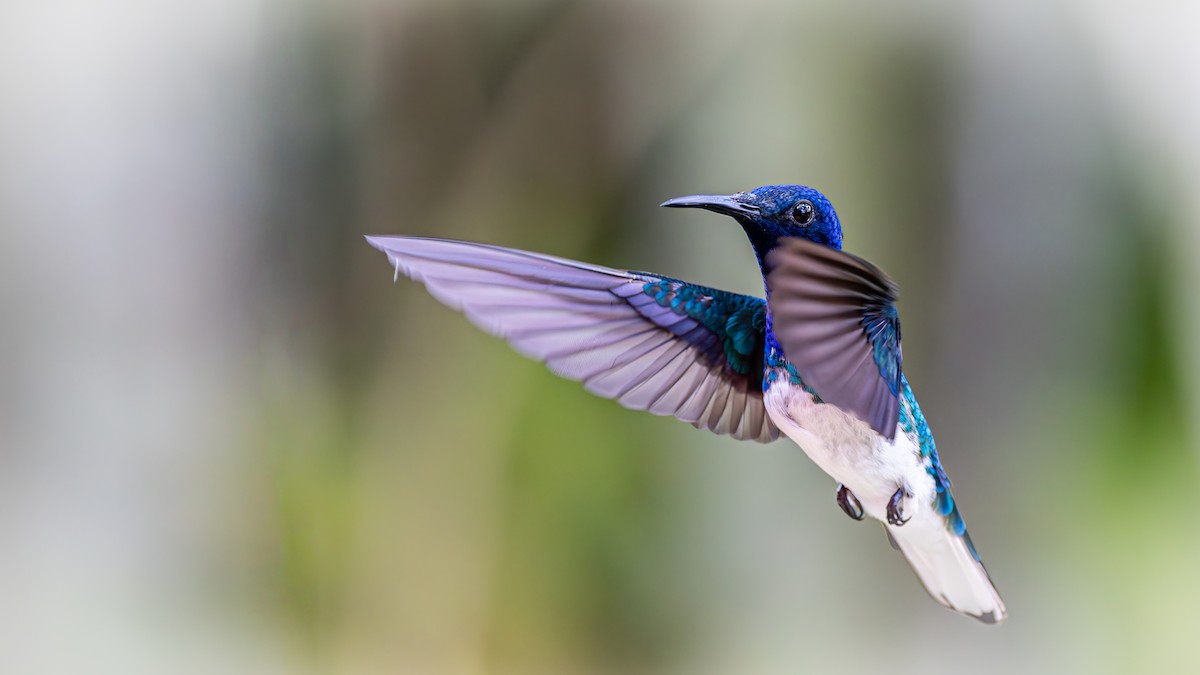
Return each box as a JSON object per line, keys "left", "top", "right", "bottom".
{"left": 3, "top": 0, "right": 1200, "bottom": 673}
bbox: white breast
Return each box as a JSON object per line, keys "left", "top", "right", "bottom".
{"left": 763, "top": 379, "right": 936, "bottom": 522}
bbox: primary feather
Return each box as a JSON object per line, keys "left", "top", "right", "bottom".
{"left": 366, "top": 235, "right": 778, "bottom": 442}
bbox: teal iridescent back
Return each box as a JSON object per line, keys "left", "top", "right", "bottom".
{"left": 638, "top": 277, "right": 766, "bottom": 378}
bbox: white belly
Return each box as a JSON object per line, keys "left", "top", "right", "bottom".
{"left": 763, "top": 379, "right": 935, "bottom": 522}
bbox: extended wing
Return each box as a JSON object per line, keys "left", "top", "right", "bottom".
{"left": 765, "top": 237, "right": 902, "bottom": 440}
{"left": 367, "top": 236, "right": 778, "bottom": 443}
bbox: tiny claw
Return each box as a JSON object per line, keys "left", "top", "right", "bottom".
{"left": 836, "top": 484, "right": 865, "bottom": 521}
{"left": 887, "top": 487, "right": 912, "bottom": 526}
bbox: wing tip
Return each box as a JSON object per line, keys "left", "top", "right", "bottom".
{"left": 364, "top": 234, "right": 391, "bottom": 251}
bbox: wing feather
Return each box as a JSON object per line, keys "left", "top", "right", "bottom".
{"left": 368, "top": 235, "right": 779, "bottom": 443}
{"left": 765, "top": 238, "right": 903, "bottom": 439}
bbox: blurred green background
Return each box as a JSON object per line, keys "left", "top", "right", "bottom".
{"left": 3, "top": 0, "right": 1200, "bottom": 673}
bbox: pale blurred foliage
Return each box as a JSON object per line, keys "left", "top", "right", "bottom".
{"left": 1, "top": 0, "right": 1199, "bottom": 674}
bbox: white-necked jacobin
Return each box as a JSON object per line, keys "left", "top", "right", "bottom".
{"left": 366, "top": 184, "right": 1006, "bottom": 624}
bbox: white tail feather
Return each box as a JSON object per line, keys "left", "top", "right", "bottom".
{"left": 886, "top": 514, "right": 1007, "bottom": 624}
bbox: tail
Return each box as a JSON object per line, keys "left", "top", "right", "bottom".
{"left": 885, "top": 510, "right": 1007, "bottom": 624}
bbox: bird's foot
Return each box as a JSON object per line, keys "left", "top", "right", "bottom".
{"left": 836, "top": 484, "right": 864, "bottom": 521}
{"left": 887, "top": 487, "right": 913, "bottom": 526}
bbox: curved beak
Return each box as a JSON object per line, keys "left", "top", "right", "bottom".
{"left": 660, "top": 193, "right": 759, "bottom": 218}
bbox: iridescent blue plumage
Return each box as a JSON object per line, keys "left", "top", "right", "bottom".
{"left": 865, "top": 304, "right": 902, "bottom": 397}
{"left": 735, "top": 185, "right": 844, "bottom": 259}
{"left": 637, "top": 277, "right": 766, "bottom": 378}
{"left": 368, "top": 182, "right": 1005, "bottom": 623}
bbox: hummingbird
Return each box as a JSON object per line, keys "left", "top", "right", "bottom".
{"left": 366, "top": 184, "right": 1006, "bottom": 624}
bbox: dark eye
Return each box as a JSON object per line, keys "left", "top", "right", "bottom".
{"left": 791, "top": 200, "right": 815, "bottom": 225}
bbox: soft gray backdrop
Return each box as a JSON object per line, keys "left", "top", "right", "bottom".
{"left": 2, "top": 0, "right": 1198, "bottom": 673}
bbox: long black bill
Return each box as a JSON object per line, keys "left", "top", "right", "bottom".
{"left": 660, "top": 194, "right": 759, "bottom": 218}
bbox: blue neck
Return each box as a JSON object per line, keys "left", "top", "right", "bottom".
{"left": 740, "top": 223, "right": 841, "bottom": 272}
{"left": 742, "top": 226, "right": 783, "bottom": 270}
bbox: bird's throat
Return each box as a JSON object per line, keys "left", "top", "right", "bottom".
{"left": 740, "top": 225, "right": 784, "bottom": 273}
{"left": 740, "top": 223, "right": 840, "bottom": 273}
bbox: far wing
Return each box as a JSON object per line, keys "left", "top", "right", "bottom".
{"left": 765, "top": 238, "right": 902, "bottom": 440}
{"left": 367, "top": 236, "right": 778, "bottom": 443}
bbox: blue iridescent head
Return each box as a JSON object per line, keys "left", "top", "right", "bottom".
{"left": 661, "top": 184, "right": 843, "bottom": 264}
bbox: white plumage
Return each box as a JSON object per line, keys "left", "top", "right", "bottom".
{"left": 764, "top": 379, "right": 1007, "bottom": 624}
